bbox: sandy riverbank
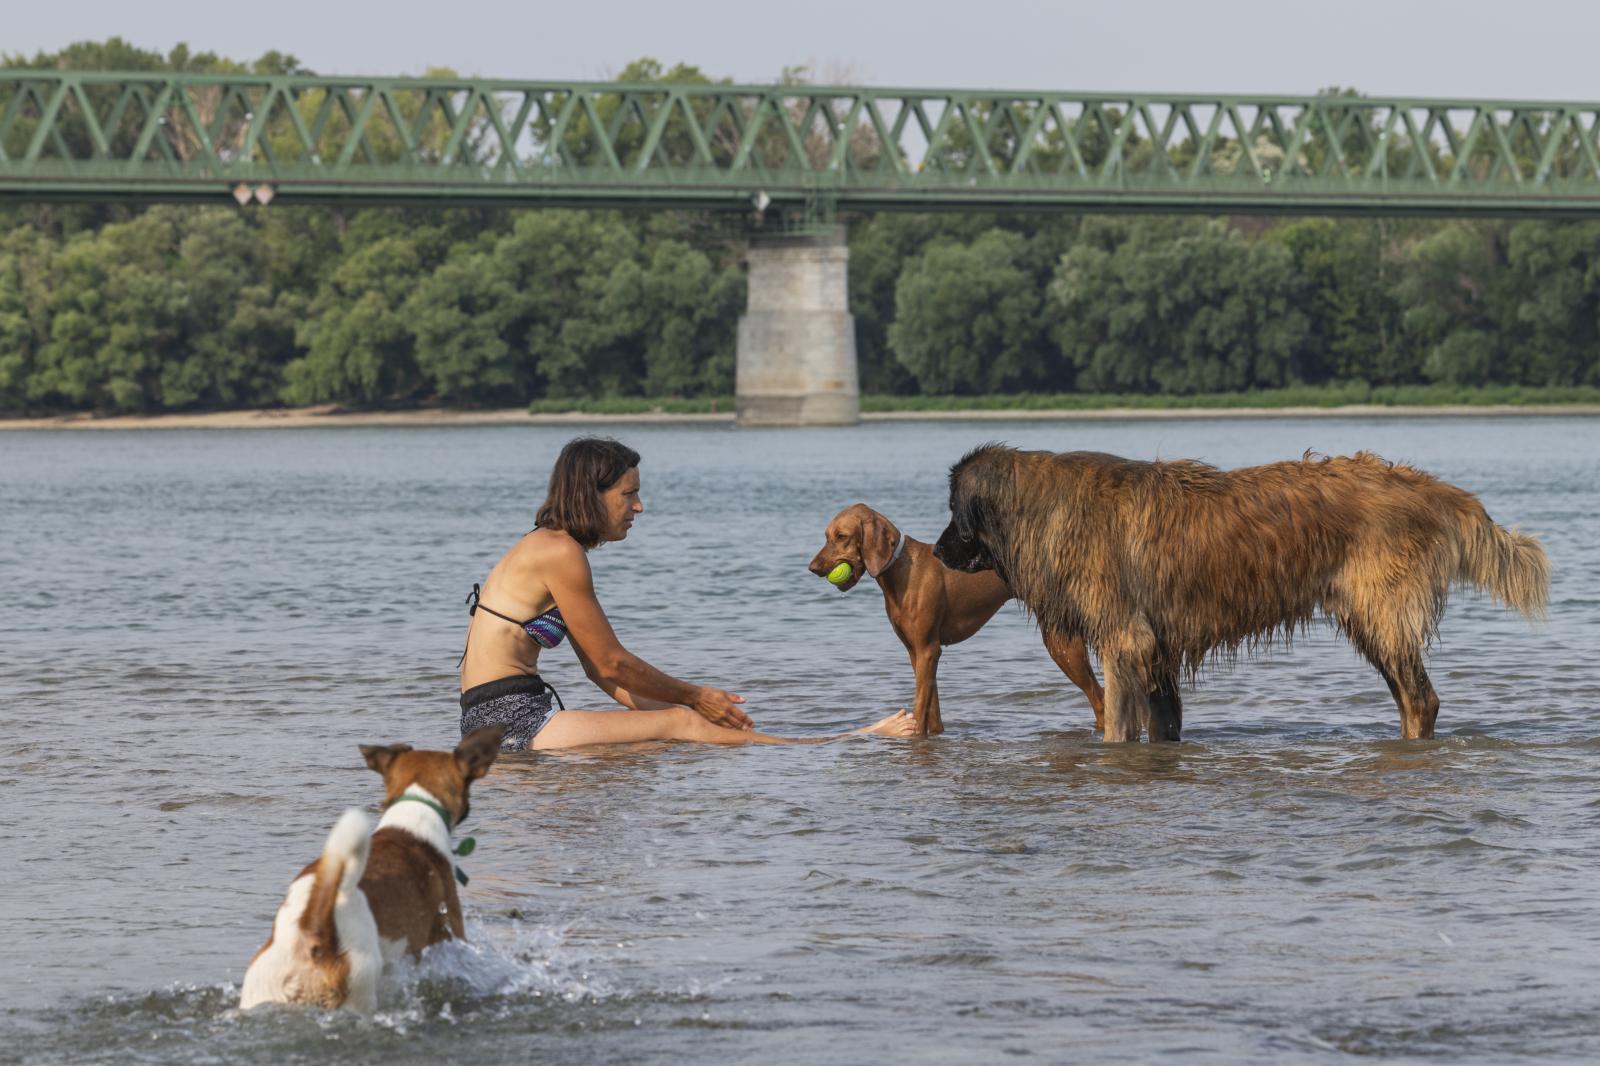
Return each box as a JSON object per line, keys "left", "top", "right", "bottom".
{"left": 2, "top": 402, "right": 1598, "bottom": 430}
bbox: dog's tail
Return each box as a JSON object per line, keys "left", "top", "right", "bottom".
{"left": 1458, "top": 504, "right": 1550, "bottom": 621}
{"left": 299, "top": 808, "right": 371, "bottom": 960}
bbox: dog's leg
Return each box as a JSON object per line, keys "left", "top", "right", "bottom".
{"left": 1345, "top": 620, "right": 1442, "bottom": 740}
{"left": 1099, "top": 619, "right": 1156, "bottom": 742}
{"left": 1042, "top": 631, "right": 1105, "bottom": 731}
{"left": 1101, "top": 657, "right": 1148, "bottom": 742}
{"left": 443, "top": 883, "right": 467, "bottom": 940}
{"left": 1372, "top": 647, "right": 1440, "bottom": 739}
{"left": 1107, "top": 617, "right": 1163, "bottom": 742}
{"left": 1144, "top": 672, "right": 1183, "bottom": 742}
{"left": 911, "top": 646, "right": 944, "bottom": 735}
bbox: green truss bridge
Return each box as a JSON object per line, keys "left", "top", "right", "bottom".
{"left": 7, "top": 71, "right": 1600, "bottom": 217}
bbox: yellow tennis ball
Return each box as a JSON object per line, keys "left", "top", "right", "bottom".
{"left": 827, "top": 561, "right": 853, "bottom": 585}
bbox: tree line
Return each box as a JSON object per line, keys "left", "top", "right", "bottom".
{"left": 3, "top": 41, "right": 1599, "bottom": 415}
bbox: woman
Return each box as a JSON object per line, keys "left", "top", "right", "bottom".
{"left": 460, "top": 437, "right": 916, "bottom": 750}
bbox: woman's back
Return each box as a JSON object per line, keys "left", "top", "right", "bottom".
{"left": 459, "top": 530, "right": 568, "bottom": 690}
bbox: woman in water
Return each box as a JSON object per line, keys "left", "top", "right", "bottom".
{"left": 460, "top": 436, "right": 916, "bottom": 750}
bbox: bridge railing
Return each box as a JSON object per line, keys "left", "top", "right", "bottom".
{"left": 5, "top": 71, "right": 1600, "bottom": 214}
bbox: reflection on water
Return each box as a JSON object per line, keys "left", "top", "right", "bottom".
{"left": 2, "top": 417, "right": 1597, "bottom": 1063}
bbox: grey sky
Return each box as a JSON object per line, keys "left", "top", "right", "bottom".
{"left": 8, "top": 0, "right": 1599, "bottom": 103}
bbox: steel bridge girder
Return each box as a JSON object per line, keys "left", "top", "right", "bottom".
{"left": 7, "top": 72, "right": 1600, "bottom": 216}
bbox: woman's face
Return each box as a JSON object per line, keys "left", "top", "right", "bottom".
{"left": 600, "top": 467, "right": 644, "bottom": 542}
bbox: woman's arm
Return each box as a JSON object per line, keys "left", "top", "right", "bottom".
{"left": 571, "top": 642, "right": 680, "bottom": 710}
{"left": 546, "top": 539, "right": 753, "bottom": 728}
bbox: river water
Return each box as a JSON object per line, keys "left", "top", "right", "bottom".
{"left": 1, "top": 416, "right": 1596, "bottom": 1064}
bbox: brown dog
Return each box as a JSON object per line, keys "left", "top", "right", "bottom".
{"left": 934, "top": 446, "right": 1550, "bottom": 742}
{"left": 239, "top": 725, "right": 504, "bottom": 1013}
{"left": 810, "top": 503, "right": 1105, "bottom": 735}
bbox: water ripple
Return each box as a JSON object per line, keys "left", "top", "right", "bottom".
{"left": 3, "top": 419, "right": 1598, "bottom": 1064}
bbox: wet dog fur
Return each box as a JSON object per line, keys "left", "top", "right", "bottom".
{"left": 934, "top": 446, "right": 1548, "bottom": 742}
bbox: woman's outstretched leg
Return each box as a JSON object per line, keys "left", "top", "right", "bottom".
{"left": 531, "top": 707, "right": 916, "bottom": 750}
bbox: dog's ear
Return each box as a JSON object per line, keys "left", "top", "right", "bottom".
{"left": 861, "top": 511, "right": 898, "bottom": 577}
{"left": 359, "top": 743, "right": 413, "bottom": 776}
{"left": 455, "top": 726, "right": 505, "bottom": 780}
{"left": 948, "top": 443, "right": 1006, "bottom": 541}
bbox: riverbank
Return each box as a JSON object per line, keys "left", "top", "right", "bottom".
{"left": 4, "top": 401, "right": 1599, "bottom": 430}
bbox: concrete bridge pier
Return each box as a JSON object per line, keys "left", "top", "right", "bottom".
{"left": 735, "top": 226, "right": 859, "bottom": 426}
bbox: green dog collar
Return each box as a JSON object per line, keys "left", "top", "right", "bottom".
{"left": 383, "top": 794, "right": 477, "bottom": 883}
{"left": 383, "top": 793, "right": 454, "bottom": 830}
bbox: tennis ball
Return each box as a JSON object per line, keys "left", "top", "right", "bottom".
{"left": 826, "top": 561, "right": 853, "bottom": 585}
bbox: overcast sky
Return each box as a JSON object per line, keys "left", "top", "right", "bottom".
{"left": 8, "top": 0, "right": 1600, "bottom": 103}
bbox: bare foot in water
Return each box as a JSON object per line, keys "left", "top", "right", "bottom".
{"left": 856, "top": 709, "right": 919, "bottom": 737}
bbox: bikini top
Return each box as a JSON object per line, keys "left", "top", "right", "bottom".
{"left": 465, "top": 582, "right": 568, "bottom": 650}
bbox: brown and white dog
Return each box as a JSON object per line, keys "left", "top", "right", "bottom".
{"left": 239, "top": 726, "right": 504, "bottom": 1013}
{"left": 809, "top": 503, "right": 1105, "bottom": 735}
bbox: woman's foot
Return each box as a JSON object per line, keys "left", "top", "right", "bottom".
{"left": 856, "top": 709, "right": 919, "bottom": 737}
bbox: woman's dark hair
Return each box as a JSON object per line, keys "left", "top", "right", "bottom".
{"left": 535, "top": 437, "right": 641, "bottom": 549}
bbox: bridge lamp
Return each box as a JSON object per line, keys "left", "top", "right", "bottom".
{"left": 231, "top": 182, "right": 278, "bottom": 205}
{"left": 751, "top": 189, "right": 771, "bottom": 216}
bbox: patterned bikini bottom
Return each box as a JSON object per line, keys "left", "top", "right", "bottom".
{"left": 459, "top": 675, "right": 565, "bottom": 750}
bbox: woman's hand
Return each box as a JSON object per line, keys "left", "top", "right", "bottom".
{"left": 692, "top": 687, "right": 752, "bottom": 730}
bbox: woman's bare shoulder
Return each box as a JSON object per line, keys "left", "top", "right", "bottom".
{"left": 510, "top": 528, "right": 589, "bottom": 572}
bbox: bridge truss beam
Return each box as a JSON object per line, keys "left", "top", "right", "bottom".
{"left": 6, "top": 72, "right": 1600, "bottom": 216}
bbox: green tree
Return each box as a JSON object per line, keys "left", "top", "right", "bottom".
{"left": 0, "top": 225, "right": 52, "bottom": 411}
{"left": 32, "top": 209, "right": 188, "bottom": 411}
{"left": 1270, "top": 217, "right": 1405, "bottom": 383}
{"left": 285, "top": 235, "right": 429, "bottom": 404}
{"left": 889, "top": 229, "right": 1045, "bottom": 394}
{"left": 1396, "top": 222, "right": 1513, "bottom": 386}
{"left": 407, "top": 237, "right": 520, "bottom": 404}
{"left": 848, "top": 214, "right": 959, "bottom": 393}
{"left": 488, "top": 211, "right": 642, "bottom": 398}
{"left": 1052, "top": 217, "right": 1310, "bottom": 393}
{"left": 596, "top": 238, "right": 744, "bottom": 396}
{"left": 163, "top": 209, "right": 298, "bottom": 407}
{"left": 1503, "top": 220, "right": 1600, "bottom": 385}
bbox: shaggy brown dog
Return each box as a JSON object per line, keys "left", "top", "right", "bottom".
{"left": 933, "top": 446, "right": 1549, "bottom": 742}
{"left": 808, "top": 503, "right": 1105, "bottom": 735}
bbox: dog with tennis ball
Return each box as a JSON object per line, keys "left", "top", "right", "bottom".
{"left": 809, "top": 503, "right": 1104, "bottom": 735}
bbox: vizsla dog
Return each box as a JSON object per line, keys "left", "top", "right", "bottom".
{"left": 809, "top": 503, "right": 1104, "bottom": 735}
{"left": 240, "top": 726, "right": 504, "bottom": 1013}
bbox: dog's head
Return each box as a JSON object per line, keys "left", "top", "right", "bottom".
{"left": 934, "top": 444, "right": 1016, "bottom": 575}
{"left": 359, "top": 725, "right": 505, "bottom": 828}
{"left": 808, "top": 503, "right": 901, "bottom": 592}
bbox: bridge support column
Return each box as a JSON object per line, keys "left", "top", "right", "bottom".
{"left": 735, "top": 226, "right": 858, "bottom": 426}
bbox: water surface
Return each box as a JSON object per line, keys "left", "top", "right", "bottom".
{"left": 2, "top": 416, "right": 1596, "bottom": 1063}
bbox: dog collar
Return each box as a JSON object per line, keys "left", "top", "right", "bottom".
{"left": 383, "top": 794, "right": 477, "bottom": 885}
{"left": 385, "top": 793, "right": 453, "bottom": 829}
{"left": 880, "top": 532, "right": 907, "bottom": 575}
